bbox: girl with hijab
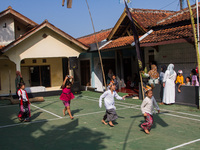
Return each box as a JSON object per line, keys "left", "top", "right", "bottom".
{"left": 161, "top": 64, "right": 176, "bottom": 105}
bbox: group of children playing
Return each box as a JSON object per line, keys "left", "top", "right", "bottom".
{"left": 17, "top": 73, "right": 161, "bottom": 135}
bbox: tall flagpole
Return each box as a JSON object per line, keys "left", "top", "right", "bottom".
{"left": 186, "top": 0, "right": 200, "bottom": 109}
{"left": 196, "top": 0, "right": 199, "bottom": 50}
{"left": 124, "top": 0, "right": 145, "bottom": 99}
{"left": 85, "top": 0, "right": 107, "bottom": 90}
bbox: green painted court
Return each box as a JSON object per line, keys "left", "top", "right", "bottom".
{"left": 0, "top": 91, "right": 200, "bottom": 150}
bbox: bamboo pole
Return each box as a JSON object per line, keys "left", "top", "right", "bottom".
{"left": 139, "top": 72, "right": 145, "bottom": 99}
{"left": 85, "top": 0, "right": 107, "bottom": 90}
{"left": 186, "top": 0, "right": 200, "bottom": 108}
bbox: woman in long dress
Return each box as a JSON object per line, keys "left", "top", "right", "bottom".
{"left": 161, "top": 64, "right": 176, "bottom": 105}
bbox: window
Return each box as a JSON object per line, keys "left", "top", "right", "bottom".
{"left": 43, "top": 59, "right": 47, "bottom": 63}
{"left": 32, "top": 59, "right": 37, "bottom": 63}
{"left": 3, "top": 23, "right": 6, "bottom": 28}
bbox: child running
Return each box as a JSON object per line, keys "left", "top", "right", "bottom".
{"left": 18, "top": 83, "right": 31, "bottom": 122}
{"left": 141, "top": 89, "right": 160, "bottom": 134}
{"left": 60, "top": 75, "right": 75, "bottom": 119}
{"left": 99, "top": 83, "right": 128, "bottom": 127}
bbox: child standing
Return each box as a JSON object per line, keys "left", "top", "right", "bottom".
{"left": 99, "top": 83, "right": 128, "bottom": 127}
{"left": 60, "top": 75, "right": 75, "bottom": 119}
{"left": 141, "top": 89, "right": 160, "bottom": 134}
{"left": 191, "top": 69, "right": 199, "bottom": 86}
{"left": 18, "top": 83, "right": 31, "bottom": 122}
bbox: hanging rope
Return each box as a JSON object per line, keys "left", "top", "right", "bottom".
{"left": 85, "top": 0, "right": 107, "bottom": 90}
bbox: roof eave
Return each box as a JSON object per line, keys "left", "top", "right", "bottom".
{"left": 0, "top": 7, "right": 38, "bottom": 27}
{"left": 2, "top": 21, "right": 89, "bottom": 53}
{"left": 107, "top": 10, "right": 127, "bottom": 41}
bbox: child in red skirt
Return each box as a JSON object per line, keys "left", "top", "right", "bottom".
{"left": 141, "top": 89, "right": 160, "bottom": 134}
{"left": 60, "top": 75, "right": 75, "bottom": 119}
{"left": 18, "top": 83, "right": 31, "bottom": 122}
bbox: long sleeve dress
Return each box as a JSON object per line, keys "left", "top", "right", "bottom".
{"left": 162, "top": 70, "right": 176, "bottom": 104}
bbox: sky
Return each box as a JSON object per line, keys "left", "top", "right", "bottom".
{"left": 0, "top": 0, "right": 198, "bottom": 38}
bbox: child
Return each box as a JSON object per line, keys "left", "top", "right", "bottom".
{"left": 112, "top": 75, "right": 119, "bottom": 90}
{"left": 99, "top": 83, "right": 128, "bottom": 127}
{"left": 60, "top": 75, "right": 75, "bottom": 119}
{"left": 185, "top": 77, "right": 191, "bottom": 86}
{"left": 191, "top": 69, "right": 199, "bottom": 86}
{"left": 175, "top": 70, "right": 184, "bottom": 92}
{"left": 159, "top": 65, "right": 167, "bottom": 84}
{"left": 141, "top": 89, "right": 160, "bottom": 134}
{"left": 18, "top": 83, "right": 31, "bottom": 122}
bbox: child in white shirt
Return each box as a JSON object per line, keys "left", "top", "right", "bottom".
{"left": 18, "top": 83, "right": 31, "bottom": 122}
{"left": 141, "top": 89, "right": 160, "bottom": 134}
{"left": 99, "top": 83, "right": 128, "bottom": 127}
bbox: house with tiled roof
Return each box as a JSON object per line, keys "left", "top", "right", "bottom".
{"left": 0, "top": 6, "right": 89, "bottom": 96}
{"left": 78, "top": 4, "right": 199, "bottom": 93}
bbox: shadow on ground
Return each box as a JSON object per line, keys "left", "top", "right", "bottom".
{"left": 0, "top": 118, "right": 110, "bottom": 150}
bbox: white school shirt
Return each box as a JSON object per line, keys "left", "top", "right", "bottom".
{"left": 99, "top": 90, "right": 123, "bottom": 110}
{"left": 141, "top": 96, "right": 160, "bottom": 115}
{"left": 18, "top": 89, "right": 28, "bottom": 102}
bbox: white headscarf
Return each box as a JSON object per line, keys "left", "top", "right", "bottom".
{"left": 167, "top": 64, "right": 175, "bottom": 76}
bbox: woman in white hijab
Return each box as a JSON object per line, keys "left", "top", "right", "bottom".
{"left": 160, "top": 64, "right": 176, "bottom": 105}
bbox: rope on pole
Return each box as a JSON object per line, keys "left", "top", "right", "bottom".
{"left": 85, "top": 0, "right": 107, "bottom": 90}
{"left": 186, "top": 0, "right": 200, "bottom": 109}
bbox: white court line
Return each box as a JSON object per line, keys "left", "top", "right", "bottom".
{"left": 82, "top": 95, "right": 139, "bottom": 107}
{"left": 81, "top": 95, "right": 139, "bottom": 108}
{"left": 31, "top": 104, "right": 62, "bottom": 118}
{"left": 0, "top": 107, "right": 132, "bottom": 129}
{"left": 161, "top": 108, "right": 200, "bottom": 118}
{"left": 80, "top": 97, "right": 132, "bottom": 108}
{"left": 81, "top": 96, "right": 200, "bottom": 122}
{"left": 162, "top": 113, "right": 200, "bottom": 122}
{"left": 82, "top": 95, "right": 200, "bottom": 118}
{"left": 73, "top": 107, "right": 130, "bottom": 118}
{"left": 166, "top": 138, "right": 200, "bottom": 150}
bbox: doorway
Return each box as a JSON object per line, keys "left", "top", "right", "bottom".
{"left": 80, "top": 60, "right": 91, "bottom": 86}
{"left": 123, "top": 58, "right": 132, "bottom": 83}
{"left": 30, "top": 65, "right": 51, "bottom": 87}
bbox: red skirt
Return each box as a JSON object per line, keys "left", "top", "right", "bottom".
{"left": 60, "top": 92, "right": 75, "bottom": 101}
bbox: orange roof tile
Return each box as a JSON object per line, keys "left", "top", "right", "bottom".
{"left": 78, "top": 29, "right": 112, "bottom": 45}
{"left": 101, "top": 24, "right": 194, "bottom": 50}
{"left": 101, "top": 36, "right": 134, "bottom": 50}
{"left": 130, "top": 8, "right": 175, "bottom": 28}
{"left": 157, "top": 3, "right": 200, "bottom": 26}
{"left": 140, "top": 24, "right": 193, "bottom": 45}
{"left": 0, "top": 45, "right": 5, "bottom": 50}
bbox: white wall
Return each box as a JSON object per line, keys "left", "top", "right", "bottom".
{"left": 94, "top": 57, "right": 104, "bottom": 92}
{"left": 0, "top": 16, "right": 15, "bottom": 45}
{"left": 144, "top": 42, "right": 197, "bottom": 78}
{"left": 4, "top": 27, "right": 84, "bottom": 71}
